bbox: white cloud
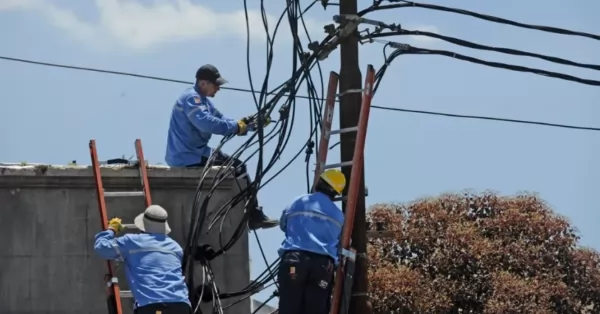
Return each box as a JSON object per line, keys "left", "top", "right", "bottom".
{"left": 0, "top": 0, "right": 324, "bottom": 50}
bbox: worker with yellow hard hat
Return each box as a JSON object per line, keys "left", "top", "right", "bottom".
{"left": 277, "top": 168, "right": 346, "bottom": 314}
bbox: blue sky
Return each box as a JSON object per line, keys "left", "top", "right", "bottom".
{"left": 1, "top": 0, "right": 599, "bottom": 307}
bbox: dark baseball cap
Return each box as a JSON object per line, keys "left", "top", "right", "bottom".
{"left": 195, "top": 64, "right": 228, "bottom": 86}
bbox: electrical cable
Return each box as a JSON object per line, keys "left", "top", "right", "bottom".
{"left": 359, "top": 0, "right": 600, "bottom": 41}
{"left": 367, "top": 40, "right": 600, "bottom": 86}
{"left": 1, "top": 55, "right": 597, "bottom": 131}
{"left": 370, "top": 105, "right": 600, "bottom": 131}
{"left": 373, "top": 29, "right": 600, "bottom": 72}
{"left": 178, "top": 0, "right": 331, "bottom": 312}
{"left": 8, "top": 1, "right": 598, "bottom": 312}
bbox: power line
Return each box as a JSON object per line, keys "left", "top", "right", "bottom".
{"left": 371, "top": 105, "right": 600, "bottom": 131}
{"left": 1, "top": 55, "right": 598, "bottom": 132}
{"left": 361, "top": 1, "right": 600, "bottom": 41}
{"left": 378, "top": 29, "right": 600, "bottom": 72}
{"left": 385, "top": 43, "right": 600, "bottom": 86}
{"left": 334, "top": 15, "right": 600, "bottom": 87}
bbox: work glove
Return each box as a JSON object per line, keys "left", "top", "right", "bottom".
{"left": 194, "top": 244, "right": 217, "bottom": 261}
{"left": 236, "top": 119, "right": 248, "bottom": 136}
{"left": 108, "top": 217, "right": 123, "bottom": 233}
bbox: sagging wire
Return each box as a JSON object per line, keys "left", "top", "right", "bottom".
{"left": 359, "top": 0, "right": 600, "bottom": 41}
{"left": 332, "top": 15, "right": 600, "bottom": 87}
{"left": 376, "top": 41, "right": 600, "bottom": 87}
{"left": 182, "top": 0, "right": 351, "bottom": 312}
{"left": 184, "top": 0, "right": 292, "bottom": 307}
{"left": 383, "top": 29, "right": 600, "bottom": 72}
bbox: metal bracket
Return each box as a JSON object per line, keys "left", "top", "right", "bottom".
{"left": 106, "top": 276, "right": 118, "bottom": 287}
{"left": 335, "top": 14, "right": 401, "bottom": 31}
{"left": 316, "top": 15, "right": 362, "bottom": 61}
{"left": 336, "top": 88, "right": 363, "bottom": 98}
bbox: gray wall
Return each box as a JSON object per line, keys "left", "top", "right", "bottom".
{"left": 0, "top": 164, "right": 250, "bottom": 314}
{"left": 251, "top": 299, "right": 277, "bottom": 314}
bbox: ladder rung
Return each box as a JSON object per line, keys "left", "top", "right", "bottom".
{"left": 330, "top": 126, "right": 358, "bottom": 135}
{"left": 324, "top": 161, "right": 353, "bottom": 170}
{"left": 120, "top": 290, "right": 133, "bottom": 298}
{"left": 104, "top": 191, "right": 144, "bottom": 197}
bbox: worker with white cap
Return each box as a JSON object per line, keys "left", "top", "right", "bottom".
{"left": 93, "top": 205, "right": 192, "bottom": 314}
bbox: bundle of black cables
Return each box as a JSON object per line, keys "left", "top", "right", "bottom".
{"left": 179, "top": 0, "right": 345, "bottom": 312}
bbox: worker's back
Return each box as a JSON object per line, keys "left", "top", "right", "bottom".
{"left": 165, "top": 86, "right": 215, "bottom": 167}
{"left": 115, "top": 233, "right": 189, "bottom": 308}
{"left": 279, "top": 192, "right": 344, "bottom": 262}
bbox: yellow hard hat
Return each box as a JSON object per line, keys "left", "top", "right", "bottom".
{"left": 320, "top": 169, "right": 346, "bottom": 195}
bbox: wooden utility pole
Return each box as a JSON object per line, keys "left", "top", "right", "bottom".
{"left": 338, "top": 0, "right": 372, "bottom": 313}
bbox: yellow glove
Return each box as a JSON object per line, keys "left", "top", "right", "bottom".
{"left": 237, "top": 120, "right": 248, "bottom": 135}
{"left": 108, "top": 217, "right": 123, "bottom": 233}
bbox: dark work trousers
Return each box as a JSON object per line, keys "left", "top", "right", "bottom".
{"left": 278, "top": 250, "right": 335, "bottom": 314}
{"left": 186, "top": 151, "right": 259, "bottom": 212}
{"left": 134, "top": 302, "right": 192, "bottom": 314}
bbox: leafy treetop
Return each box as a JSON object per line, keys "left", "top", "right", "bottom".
{"left": 366, "top": 192, "right": 600, "bottom": 314}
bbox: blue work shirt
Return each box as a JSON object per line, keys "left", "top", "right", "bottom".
{"left": 278, "top": 192, "right": 344, "bottom": 263}
{"left": 93, "top": 230, "right": 190, "bottom": 308}
{"left": 165, "top": 86, "right": 239, "bottom": 167}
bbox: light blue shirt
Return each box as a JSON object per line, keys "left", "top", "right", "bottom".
{"left": 93, "top": 230, "right": 190, "bottom": 308}
{"left": 165, "top": 86, "right": 239, "bottom": 167}
{"left": 278, "top": 192, "right": 344, "bottom": 263}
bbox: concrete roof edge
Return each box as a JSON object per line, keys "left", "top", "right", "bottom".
{"left": 0, "top": 164, "right": 227, "bottom": 178}
{"left": 0, "top": 164, "right": 239, "bottom": 190}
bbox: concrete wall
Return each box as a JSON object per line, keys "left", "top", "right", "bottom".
{"left": 251, "top": 299, "right": 277, "bottom": 314}
{"left": 0, "top": 164, "right": 250, "bottom": 314}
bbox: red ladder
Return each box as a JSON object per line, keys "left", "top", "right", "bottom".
{"left": 312, "top": 71, "right": 340, "bottom": 191}
{"left": 89, "top": 139, "right": 153, "bottom": 314}
{"left": 313, "top": 65, "right": 375, "bottom": 314}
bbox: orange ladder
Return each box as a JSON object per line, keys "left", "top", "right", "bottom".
{"left": 312, "top": 65, "right": 375, "bottom": 314}
{"left": 89, "top": 139, "right": 153, "bottom": 314}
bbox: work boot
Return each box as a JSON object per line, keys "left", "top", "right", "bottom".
{"left": 248, "top": 206, "right": 279, "bottom": 230}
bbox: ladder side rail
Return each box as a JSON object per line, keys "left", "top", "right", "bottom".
{"left": 329, "top": 65, "right": 376, "bottom": 314}
{"left": 135, "top": 139, "right": 153, "bottom": 207}
{"left": 89, "top": 139, "right": 124, "bottom": 314}
{"left": 312, "top": 72, "right": 340, "bottom": 192}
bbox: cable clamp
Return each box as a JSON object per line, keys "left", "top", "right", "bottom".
{"left": 389, "top": 42, "right": 411, "bottom": 51}
{"left": 334, "top": 15, "right": 362, "bottom": 39}
{"left": 340, "top": 248, "right": 356, "bottom": 261}
{"left": 337, "top": 89, "right": 364, "bottom": 98}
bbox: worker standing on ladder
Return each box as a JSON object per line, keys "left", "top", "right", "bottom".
{"left": 277, "top": 169, "right": 346, "bottom": 314}
{"left": 94, "top": 205, "right": 192, "bottom": 314}
{"left": 165, "top": 64, "right": 278, "bottom": 230}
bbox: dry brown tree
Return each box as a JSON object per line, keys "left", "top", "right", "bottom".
{"left": 366, "top": 191, "right": 600, "bottom": 314}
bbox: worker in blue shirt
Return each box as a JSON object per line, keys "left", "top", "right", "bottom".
{"left": 277, "top": 168, "right": 346, "bottom": 314}
{"left": 165, "top": 64, "right": 278, "bottom": 230}
{"left": 94, "top": 205, "right": 191, "bottom": 314}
